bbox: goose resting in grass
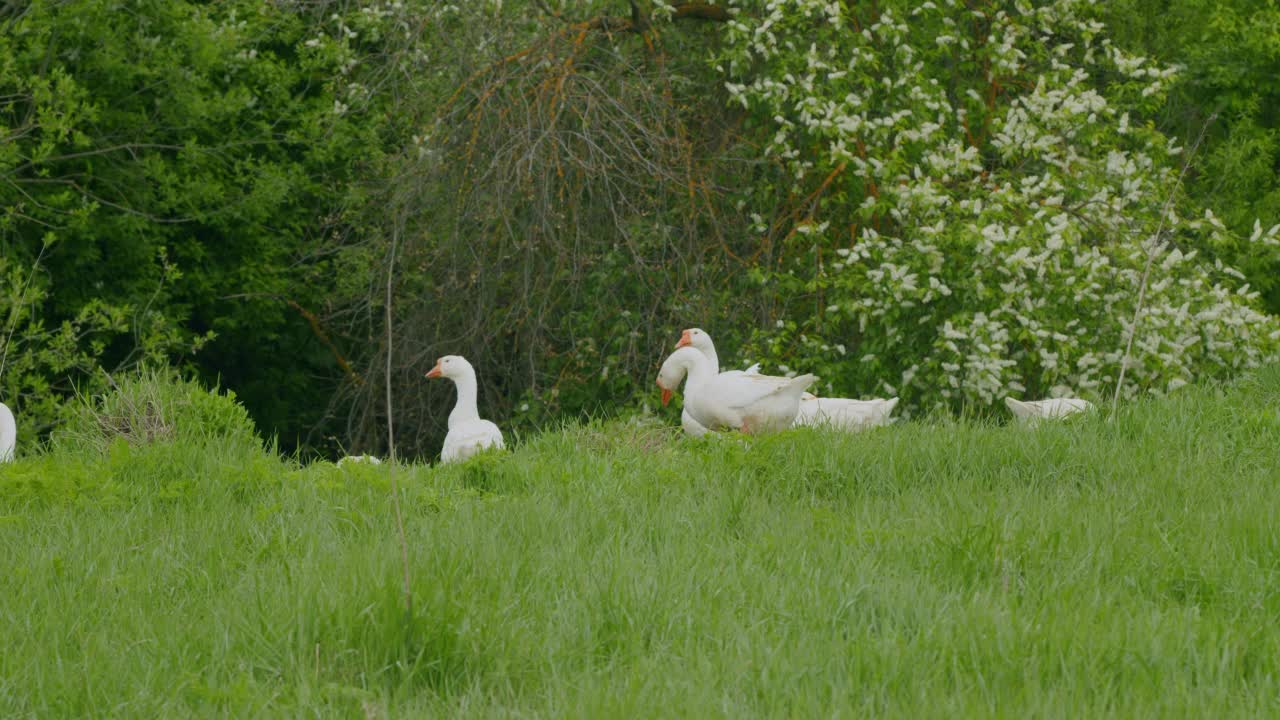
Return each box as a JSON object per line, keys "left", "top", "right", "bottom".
{"left": 667, "top": 327, "right": 761, "bottom": 436}
{"left": 794, "top": 396, "right": 900, "bottom": 431}
{"left": 672, "top": 327, "right": 898, "bottom": 433}
{"left": 337, "top": 455, "right": 382, "bottom": 467}
{"left": 1004, "top": 397, "right": 1093, "bottom": 424}
{"left": 426, "top": 355, "right": 505, "bottom": 463}
{"left": 0, "top": 402, "right": 14, "bottom": 463}
{"left": 658, "top": 347, "right": 815, "bottom": 435}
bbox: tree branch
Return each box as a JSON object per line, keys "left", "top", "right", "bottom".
{"left": 672, "top": 2, "right": 731, "bottom": 21}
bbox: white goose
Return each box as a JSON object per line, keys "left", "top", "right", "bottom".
{"left": 658, "top": 347, "right": 815, "bottom": 435}
{"left": 0, "top": 402, "right": 14, "bottom": 463}
{"left": 426, "top": 355, "right": 505, "bottom": 463}
{"left": 676, "top": 328, "right": 899, "bottom": 433}
{"left": 1004, "top": 396, "right": 1093, "bottom": 424}
{"left": 337, "top": 454, "right": 382, "bottom": 467}
{"left": 795, "top": 396, "right": 899, "bottom": 431}
{"left": 656, "top": 353, "right": 711, "bottom": 437}
{"left": 668, "top": 328, "right": 762, "bottom": 436}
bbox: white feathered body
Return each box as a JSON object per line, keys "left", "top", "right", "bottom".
{"left": 795, "top": 396, "right": 899, "bottom": 431}
{"left": 1004, "top": 397, "right": 1093, "bottom": 423}
{"left": 0, "top": 402, "right": 14, "bottom": 463}
{"left": 680, "top": 410, "right": 710, "bottom": 437}
{"left": 669, "top": 361, "right": 761, "bottom": 438}
{"left": 442, "top": 418, "right": 505, "bottom": 463}
{"left": 337, "top": 454, "right": 382, "bottom": 466}
{"left": 684, "top": 367, "right": 817, "bottom": 435}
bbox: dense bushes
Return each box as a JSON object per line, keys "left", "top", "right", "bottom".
{"left": 0, "top": 0, "right": 380, "bottom": 444}
{"left": 1, "top": 0, "right": 1277, "bottom": 455}
{"left": 713, "top": 0, "right": 1279, "bottom": 411}
{"left": 1, "top": 368, "right": 270, "bottom": 504}
{"left": 55, "top": 368, "right": 261, "bottom": 455}
{"left": 1105, "top": 0, "right": 1280, "bottom": 313}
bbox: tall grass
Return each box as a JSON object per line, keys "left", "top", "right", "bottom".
{"left": 1, "top": 368, "right": 1278, "bottom": 717}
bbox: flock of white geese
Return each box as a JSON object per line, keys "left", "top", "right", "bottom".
{"left": 0, "top": 327, "right": 1093, "bottom": 466}
{"left": 413, "top": 327, "right": 1091, "bottom": 464}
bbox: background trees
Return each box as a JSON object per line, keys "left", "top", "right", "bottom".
{"left": 2, "top": 0, "right": 1277, "bottom": 456}
{"left": 1, "top": 0, "right": 381, "bottom": 444}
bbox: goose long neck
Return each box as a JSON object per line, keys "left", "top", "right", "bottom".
{"left": 449, "top": 369, "right": 481, "bottom": 427}
{"left": 681, "top": 348, "right": 716, "bottom": 386}
{"left": 702, "top": 342, "right": 721, "bottom": 373}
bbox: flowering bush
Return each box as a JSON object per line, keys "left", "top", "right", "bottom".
{"left": 711, "top": 0, "right": 1280, "bottom": 411}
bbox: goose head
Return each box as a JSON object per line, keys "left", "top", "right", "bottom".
{"left": 425, "top": 355, "right": 472, "bottom": 380}
{"left": 656, "top": 379, "right": 673, "bottom": 407}
{"left": 655, "top": 353, "right": 691, "bottom": 406}
{"left": 675, "top": 327, "right": 711, "bottom": 352}
{"left": 655, "top": 347, "right": 711, "bottom": 407}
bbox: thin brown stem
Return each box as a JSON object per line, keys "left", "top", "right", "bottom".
{"left": 385, "top": 226, "right": 412, "bottom": 616}
{"left": 1112, "top": 113, "right": 1217, "bottom": 413}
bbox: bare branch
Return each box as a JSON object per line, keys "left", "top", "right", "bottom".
{"left": 1112, "top": 113, "right": 1217, "bottom": 412}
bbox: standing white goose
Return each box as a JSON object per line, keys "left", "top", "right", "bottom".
{"left": 0, "top": 402, "right": 14, "bottom": 463}
{"left": 658, "top": 347, "right": 815, "bottom": 435}
{"left": 1004, "top": 397, "right": 1093, "bottom": 424}
{"left": 426, "top": 355, "right": 505, "bottom": 463}
{"left": 676, "top": 327, "right": 898, "bottom": 433}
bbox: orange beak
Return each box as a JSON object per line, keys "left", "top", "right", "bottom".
{"left": 657, "top": 378, "right": 673, "bottom": 407}
{"left": 425, "top": 362, "right": 442, "bottom": 379}
{"left": 675, "top": 329, "right": 693, "bottom": 349}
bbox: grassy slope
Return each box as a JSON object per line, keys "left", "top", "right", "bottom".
{"left": 2, "top": 369, "right": 1279, "bottom": 718}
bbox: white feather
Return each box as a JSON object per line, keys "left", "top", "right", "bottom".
{"left": 0, "top": 402, "right": 14, "bottom": 463}
{"left": 1004, "top": 396, "right": 1093, "bottom": 424}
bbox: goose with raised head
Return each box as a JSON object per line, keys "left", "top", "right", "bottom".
{"left": 1004, "top": 396, "right": 1093, "bottom": 424}
{"left": 662, "top": 328, "right": 772, "bottom": 435}
{"left": 675, "top": 327, "right": 900, "bottom": 434}
{"left": 675, "top": 328, "right": 760, "bottom": 376}
{"left": 426, "top": 355, "right": 505, "bottom": 463}
{"left": 658, "top": 347, "right": 815, "bottom": 435}
{"left": 796, "top": 396, "right": 899, "bottom": 431}
{"left": 0, "top": 402, "right": 14, "bottom": 463}
{"left": 660, "top": 352, "right": 898, "bottom": 435}
{"left": 666, "top": 327, "right": 772, "bottom": 435}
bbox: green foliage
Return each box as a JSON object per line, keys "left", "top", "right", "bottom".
{"left": 711, "top": 0, "right": 1280, "bottom": 413}
{"left": 1106, "top": 0, "right": 1280, "bottom": 312}
{"left": 0, "top": 0, "right": 383, "bottom": 446}
{"left": 317, "top": 0, "right": 761, "bottom": 456}
{"left": 0, "top": 252, "right": 197, "bottom": 435}
{"left": 56, "top": 367, "right": 261, "bottom": 456}
{"left": 1, "top": 370, "right": 1280, "bottom": 714}
{"left": 3, "top": 0, "right": 1279, "bottom": 457}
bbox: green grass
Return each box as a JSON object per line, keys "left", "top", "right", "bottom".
{"left": 2, "top": 368, "right": 1280, "bottom": 717}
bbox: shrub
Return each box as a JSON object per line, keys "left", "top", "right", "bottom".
{"left": 0, "top": 252, "right": 198, "bottom": 436}
{"left": 55, "top": 367, "right": 261, "bottom": 455}
{"left": 711, "top": 0, "right": 1280, "bottom": 412}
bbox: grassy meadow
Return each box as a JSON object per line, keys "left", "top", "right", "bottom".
{"left": 2, "top": 369, "right": 1280, "bottom": 717}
